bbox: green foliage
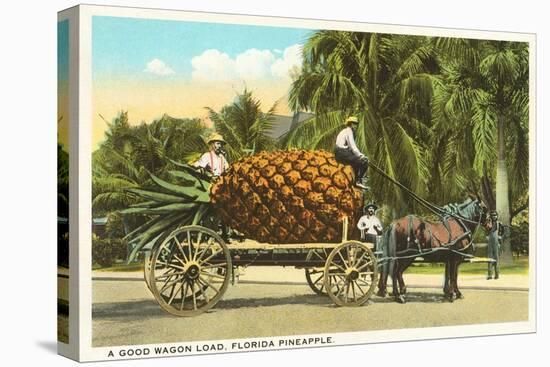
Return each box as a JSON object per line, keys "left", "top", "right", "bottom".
{"left": 206, "top": 89, "right": 277, "bottom": 161}
{"left": 510, "top": 221, "right": 529, "bottom": 256}
{"left": 105, "top": 212, "right": 126, "bottom": 239}
{"left": 286, "top": 30, "right": 529, "bottom": 219}
{"left": 92, "top": 236, "right": 127, "bottom": 267}
{"left": 286, "top": 31, "right": 438, "bottom": 214}
{"left": 432, "top": 39, "right": 529, "bottom": 212}
{"left": 92, "top": 112, "right": 209, "bottom": 217}
{"left": 57, "top": 143, "right": 69, "bottom": 218}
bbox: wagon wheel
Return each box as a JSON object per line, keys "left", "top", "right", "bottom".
{"left": 324, "top": 241, "right": 378, "bottom": 307}
{"left": 304, "top": 249, "right": 332, "bottom": 295}
{"left": 144, "top": 234, "right": 170, "bottom": 293}
{"left": 305, "top": 268, "right": 326, "bottom": 295}
{"left": 149, "top": 225, "right": 232, "bottom": 316}
{"left": 144, "top": 250, "right": 153, "bottom": 291}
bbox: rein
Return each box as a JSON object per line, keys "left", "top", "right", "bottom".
{"left": 369, "top": 161, "right": 484, "bottom": 226}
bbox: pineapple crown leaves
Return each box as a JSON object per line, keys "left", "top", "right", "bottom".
{"left": 125, "top": 211, "right": 195, "bottom": 263}
{"left": 168, "top": 158, "right": 213, "bottom": 185}
{"left": 121, "top": 165, "right": 214, "bottom": 262}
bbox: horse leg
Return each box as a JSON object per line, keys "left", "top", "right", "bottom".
{"left": 446, "top": 259, "right": 458, "bottom": 302}
{"left": 443, "top": 259, "right": 456, "bottom": 302}
{"left": 391, "top": 260, "right": 406, "bottom": 304}
{"left": 443, "top": 259, "right": 450, "bottom": 298}
{"left": 453, "top": 258, "right": 463, "bottom": 299}
{"left": 397, "top": 258, "right": 414, "bottom": 295}
{"left": 376, "top": 261, "right": 388, "bottom": 297}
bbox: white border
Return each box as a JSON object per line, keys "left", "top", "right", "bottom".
{"left": 57, "top": 5, "right": 80, "bottom": 362}
{"left": 75, "top": 4, "right": 536, "bottom": 362}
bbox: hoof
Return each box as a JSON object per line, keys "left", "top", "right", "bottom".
{"left": 400, "top": 287, "right": 407, "bottom": 295}
{"left": 395, "top": 295, "right": 406, "bottom": 304}
{"left": 376, "top": 289, "right": 387, "bottom": 298}
{"left": 456, "top": 292, "right": 464, "bottom": 299}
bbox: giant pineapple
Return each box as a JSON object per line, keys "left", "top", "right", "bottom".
{"left": 124, "top": 150, "right": 363, "bottom": 260}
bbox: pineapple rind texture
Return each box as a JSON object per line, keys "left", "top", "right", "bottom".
{"left": 211, "top": 150, "right": 362, "bottom": 243}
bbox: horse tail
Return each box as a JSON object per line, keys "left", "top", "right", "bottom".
{"left": 376, "top": 224, "right": 392, "bottom": 289}
{"left": 380, "top": 223, "right": 397, "bottom": 282}
{"left": 386, "top": 224, "right": 397, "bottom": 289}
{"left": 388, "top": 222, "right": 397, "bottom": 260}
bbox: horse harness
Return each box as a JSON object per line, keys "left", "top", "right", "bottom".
{"left": 404, "top": 214, "right": 475, "bottom": 256}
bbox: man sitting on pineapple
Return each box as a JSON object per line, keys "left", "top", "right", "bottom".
{"left": 334, "top": 116, "right": 370, "bottom": 190}
{"left": 193, "top": 132, "right": 229, "bottom": 178}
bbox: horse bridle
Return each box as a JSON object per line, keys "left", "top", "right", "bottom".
{"left": 442, "top": 200, "right": 487, "bottom": 253}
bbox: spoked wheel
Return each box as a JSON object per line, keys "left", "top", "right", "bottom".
{"left": 144, "top": 234, "right": 170, "bottom": 294}
{"left": 144, "top": 250, "right": 153, "bottom": 292}
{"left": 305, "top": 268, "right": 326, "bottom": 295}
{"left": 324, "top": 241, "right": 378, "bottom": 307}
{"left": 304, "top": 249, "right": 331, "bottom": 295}
{"left": 149, "top": 225, "right": 232, "bottom": 316}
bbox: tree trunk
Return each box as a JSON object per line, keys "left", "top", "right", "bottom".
{"left": 496, "top": 114, "right": 513, "bottom": 264}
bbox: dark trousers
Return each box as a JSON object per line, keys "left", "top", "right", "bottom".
{"left": 334, "top": 147, "right": 369, "bottom": 180}
{"left": 487, "top": 232, "right": 500, "bottom": 278}
{"left": 362, "top": 233, "right": 378, "bottom": 246}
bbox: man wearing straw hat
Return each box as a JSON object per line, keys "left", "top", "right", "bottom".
{"left": 193, "top": 132, "right": 229, "bottom": 177}
{"left": 334, "top": 116, "right": 370, "bottom": 190}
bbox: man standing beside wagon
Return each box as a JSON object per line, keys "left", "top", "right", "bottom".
{"left": 486, "top": 210, "right": 504, "bottom": 280}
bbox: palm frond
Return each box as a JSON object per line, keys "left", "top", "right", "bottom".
{"left": 280, "top": 111, "right": 344, "bottom": 149}
{"left": 471, "top": 100, "right": 497, "bottom": 175}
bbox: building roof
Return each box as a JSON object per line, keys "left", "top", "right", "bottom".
{"left": 93, "top": 217, "right": 108, "bottom": 226}
{"left": 268, "top": 112, "right": 315, "bottom": 139}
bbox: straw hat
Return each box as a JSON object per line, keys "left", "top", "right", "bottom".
{"left": 207, "top": 133, "right": 226, "bottom": 145}
{"left": 345, "top": 116, "right": 359, "bottom": 125}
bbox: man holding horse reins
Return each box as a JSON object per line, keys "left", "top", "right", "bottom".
{"left": 357, "top": 203, "right": 383, "bottom": 247}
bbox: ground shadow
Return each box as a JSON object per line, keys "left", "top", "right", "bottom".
{"left": 93, "top": 290, "right": 453, "bottom": 320}
{"left": 93, "top": 293, "right": 335, "bottom": 319}
{"left": 372, "top": 291, "right": 449, "bottom": 304}
{"left": 36, "top": 340, "right": 57, "bottom": 354}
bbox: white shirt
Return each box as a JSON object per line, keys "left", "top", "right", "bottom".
{"left": 335, "top": 127, "right": 364, "bottom": 158}
{"left": 193, "top": 151, "right": 228, "bottom": 176}
{"left": 357, "top": 215, "right": 383, "bottom": 235}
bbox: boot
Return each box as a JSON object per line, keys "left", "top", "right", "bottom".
{"left": 355, "top": 177, "right": 370, "bottom": 191}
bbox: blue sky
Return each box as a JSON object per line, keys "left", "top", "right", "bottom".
{"left": 91, "top": 16, "right": 316, "bottom": 148}
{"left": 58, "top": 20, "right": 69, "bottom": 83}
{"left": 92, "top": 16, "right": 313, "bottom": 78}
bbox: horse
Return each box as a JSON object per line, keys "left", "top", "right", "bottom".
{"left": 376, "top": 197, "right": 488, "bottom": 303}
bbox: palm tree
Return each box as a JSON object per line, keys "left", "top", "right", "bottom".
{"left": 206, "top": 89, "right": 277, "bottom": 162}
{"left": 284, "top": 31, "right": 438, "bottom": 214}
{"left": 57, "top": 142, "right": 69, "bottom": 218}
{"left": 433, "top": 38, "right": 529, "bottom": 263}
{"left": 92, "top": 111, "right": 209, "bottom": 216}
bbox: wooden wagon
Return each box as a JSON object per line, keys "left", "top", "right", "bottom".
{"left": 142, "top": 217, "right": 379, "bottom": 316}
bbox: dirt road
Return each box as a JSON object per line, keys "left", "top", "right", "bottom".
{"left": 92, "top": 273, "right": 529, "bottom": 347}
